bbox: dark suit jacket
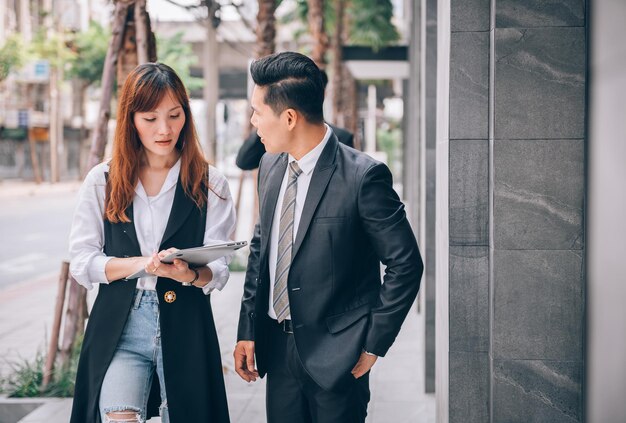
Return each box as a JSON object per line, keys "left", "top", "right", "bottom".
{"left": 235, "top": 123, "right": 354, "bottom": 171}
{"left": 237, "top": 132, "right": 423, "bottom": 391}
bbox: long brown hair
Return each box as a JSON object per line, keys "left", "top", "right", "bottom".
{"left": 105, "top": 62, "right": 208, "bottom": 223}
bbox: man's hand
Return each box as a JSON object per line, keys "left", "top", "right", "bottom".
{"left": 234, "top": 340, "right": 259, "bottom": 382}
{"left": 351, "top": 351, "right": 378, "bottom": 379}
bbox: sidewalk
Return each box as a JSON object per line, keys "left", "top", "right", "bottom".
{"left": 0, "top": 180, "right": 82, "bottom": 200}
{"left": 0, "top": 272, "right": 434, "bottom": 423}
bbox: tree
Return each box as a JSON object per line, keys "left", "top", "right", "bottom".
{"left": 67, "top": 21, "right": 109, "bottom": 167}
{"left": 0, "top": 35, "right": 25, "bottom": 83}
{"left": 67, "top": 22, "right": 109, "bottom": 87}
{"left": 256, "top": 0, "right": 278, "bottom": 58}
{"left": 295, "top": 0, "right": 399, "bottom": 138}
{"left": 307, "top": 0, "right": 328, "bottom": 68}
{"left": 347, "top": 0, "right": 398, "bottom": 51}
{"left": 157, "top": 32, "right": 204, "bottom": 94}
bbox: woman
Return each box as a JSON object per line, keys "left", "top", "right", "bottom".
{"left": 69, "top": 63, "right": 234, "bottom": 423}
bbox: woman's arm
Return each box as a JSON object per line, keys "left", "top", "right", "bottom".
{"left": 143, "top": 169, "right": 236, "bottom": 291}
{"left": 201, "top": 167, "right": 237, "bottom": 294}
{"left": 69, "top": 164, "right": 148, "bottom": 287}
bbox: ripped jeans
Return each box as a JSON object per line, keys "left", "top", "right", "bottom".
{"left": 99, "top": 290, "right": 169, "bottom": 423}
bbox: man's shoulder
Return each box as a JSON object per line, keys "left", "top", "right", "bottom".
{"left": 337, "top": 144, "right": 384, "bottom": 174}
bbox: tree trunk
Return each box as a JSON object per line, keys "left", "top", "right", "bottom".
{"left": 58, "top": 278, "right": 87, "bottom": 371}
{"left": 307, "top": 0, "right": 328, "bottom": 68}
{"left": 86, "top": 0, "right": 132, "bottom": 170}
{"left": 134, "top": 0, "right": 149, "bottom": 64}
{"left": 330, "top": 0, "right": 345, "bottom": 125}
{"left": 256, "top": 0, "right": 277, "bottom": 58}
{"left": 117, "top": 6, "right": 139, "bottom": 92}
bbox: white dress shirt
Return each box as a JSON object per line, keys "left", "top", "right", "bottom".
{"left": 69, "top": 159, "right": 236, "bottom": 295}
{"left": 267, "top": 124, "right": 332, "bottom": 319}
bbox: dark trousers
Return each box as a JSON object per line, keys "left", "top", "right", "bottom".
{"left": 265, "top": 319, "right": 370, "bottom": 423}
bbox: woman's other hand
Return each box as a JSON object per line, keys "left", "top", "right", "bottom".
{"left": 145, "top": 249, "right": 197, "bottom": 285}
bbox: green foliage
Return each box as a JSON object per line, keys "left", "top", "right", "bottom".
{"left": 28, "top": 28, "right": 76, "bottom": 69}
{"left": 156, "top": 32, "right": 204, "bottom": 93}
{"left": 0, "top": 34, "right": 26, "bottom": 82}
{"left": 347, "top": 0, "right": 399, "bottom": 50}
{"left": 228, "top": 253, "right": 248, "bottom": 272}
{"left": 0, "top": 336, "right": 82, "bottom": 398}
{"left": 67, "top": 21, "right": 109, "bottom": 86}
{"left": 377, "top": 124, "right": 402, "bottom": 176}
{"left": 291, "top": 0, "right": 399, "bottom": 51}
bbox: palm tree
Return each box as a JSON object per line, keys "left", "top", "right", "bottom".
{"left": 256, "top": 0, "right": 278, "bottom": 58}
{"left": 307, "top": 0, "right": 328, "bottom": 68}
{"left": 296, "top": 0, "right": 398, "bottom": 138}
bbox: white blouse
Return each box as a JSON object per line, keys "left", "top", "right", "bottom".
{"left": 68, "top": 159, "right": 236, "bottom": 295}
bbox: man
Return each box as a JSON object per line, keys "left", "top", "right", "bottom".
{"left": 235, "top": 70, "right": 354, "bottom": 171}
{"left": 234, "top": 52, "right": 423, "bottom": 423}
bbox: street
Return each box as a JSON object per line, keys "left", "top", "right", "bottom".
{"left": 0, "top": 185, "right": 79, "bottom": 289}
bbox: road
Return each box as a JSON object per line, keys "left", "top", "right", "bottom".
{"left": 0, "top": 187, "right": 79, "bottom": 289}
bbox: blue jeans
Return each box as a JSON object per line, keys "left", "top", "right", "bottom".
{"left": 99, "top": 290, "right": 169, "bottom": 423}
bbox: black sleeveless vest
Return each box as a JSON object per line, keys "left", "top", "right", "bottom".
{"left": 70, "top": 176, "right": 230, "bottom": 423}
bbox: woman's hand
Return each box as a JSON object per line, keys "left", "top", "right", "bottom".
{"left": 145, "top": 248, "right": 196, "bottom": 284}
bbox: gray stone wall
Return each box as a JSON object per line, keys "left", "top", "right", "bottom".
{"left": 448, "top": 0, "right": 491, "bottom": 420}
{"left": 443, "top": 0, "right": 586, "bottom": 421}
{"left": 492, "top": 1, "right": 585, "bottom": 421}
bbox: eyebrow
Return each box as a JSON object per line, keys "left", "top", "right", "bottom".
{"left": 142, "top": 106, "right": 182, "bottom": 113}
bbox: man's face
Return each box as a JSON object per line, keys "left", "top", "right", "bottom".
{"left": 250, "top": 85, "right": 291, "bottom": 154}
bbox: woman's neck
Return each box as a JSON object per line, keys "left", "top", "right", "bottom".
{"left": 141, "top": 150, "right": 180, "bottom": 170}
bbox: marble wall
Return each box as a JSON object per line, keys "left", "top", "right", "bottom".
{"left": 442, "top": 0, "right": 586, "bottom": 421}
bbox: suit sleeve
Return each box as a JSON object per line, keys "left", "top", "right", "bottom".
{"left": 236, "top": 156, "right": 264, "bottom": 341}
{"left": 237, "top": 222, "right": 261, "bottom": 341}
{"left": 235, "top": 132, "right": 266, "bottom": 171}
{"left": 357, "top": 163, "right": 424, "bottom": 357}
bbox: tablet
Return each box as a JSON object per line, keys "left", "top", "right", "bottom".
{"left": 125, "top": 241, "right": 248, "bottom": 280}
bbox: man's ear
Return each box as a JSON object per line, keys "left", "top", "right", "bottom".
{"left": 284, "top": 108, "right": 298, "bottom": 131}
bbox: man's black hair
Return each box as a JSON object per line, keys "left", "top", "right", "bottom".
{"left": 250, "top": 52, "right": 325, "bottom": 124}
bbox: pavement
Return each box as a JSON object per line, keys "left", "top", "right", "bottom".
{"left": 0, "top": 178, "right": 435, "bottom": 422}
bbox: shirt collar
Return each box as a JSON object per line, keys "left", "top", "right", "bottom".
{"left": 288, "top": 124, "right": 331, "bottom": 176}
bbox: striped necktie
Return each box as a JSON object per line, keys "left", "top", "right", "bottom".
{"left": 273, "top": 161, "right": 303, "bottom": 323}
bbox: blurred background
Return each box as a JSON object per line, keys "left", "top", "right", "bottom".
{"left": 0, "top": 0, "right": 624, "bottom": 422}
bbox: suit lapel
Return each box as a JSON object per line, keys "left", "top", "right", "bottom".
{"left": 120, "top": 202, "right": 142, "bottom": 254}
{"left": 160, "top": 179, "right": 195, "bottom": 248}
{"left": 292, "top": 135, "right": 338, "bottom": 260}
{"left": 260, "top": 154, "right": 288, "bottom": 260}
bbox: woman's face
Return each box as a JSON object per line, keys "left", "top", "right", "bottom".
{"left": 133, "top": 91, "right": 186, "bottom": 163}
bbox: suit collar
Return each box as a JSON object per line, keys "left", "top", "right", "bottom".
{"left": 292, "top": 133, "right": 338, "bottom": 259}
{"left": 260, "top": 155, "right": 288, "bottom": 259}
